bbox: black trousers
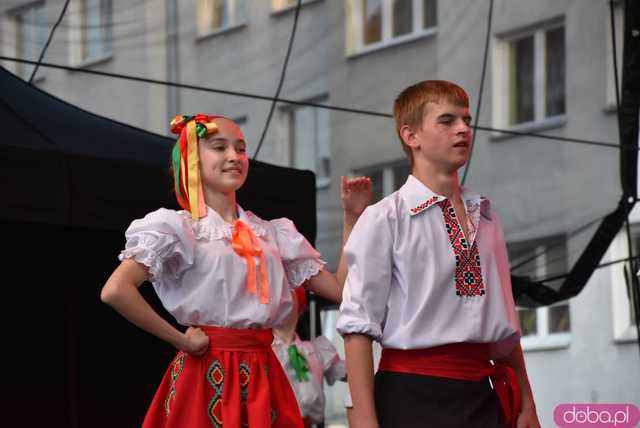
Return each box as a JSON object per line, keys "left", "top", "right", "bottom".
{"left": 374, "top": 370, "right": 507, "bottom": 428}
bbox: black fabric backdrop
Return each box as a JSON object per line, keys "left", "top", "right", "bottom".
{"left": 0, "top": 66, "right": 318, "bottom": 427}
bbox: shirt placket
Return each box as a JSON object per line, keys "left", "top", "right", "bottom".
{"left": 437, "top": 199, "right": 486, "bottom": 298}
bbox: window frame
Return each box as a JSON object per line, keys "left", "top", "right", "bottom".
{"left": 270, "top": 0, "right": 322, "bottom": 16}
{"left": 8, "top": 1, "right": 47, "bottom": 81}
{"left": 68, "top": 0, "right": 114, "bottom": 67}
{"left": 345, "top": 0, "right": 437, "bottom": 57}
{"left": 196, "top": 0, "right": 247, "bottom": 40}
{"left": 281, "top": 97, "right": 333, "bottom": 189}
{"left": 491, "top": 19, "right": 567, "bottom": 137}
{"left": 604, "top": 0, "right": 624, "bottom": 112}
{"left": 354, "top": 159, "right": 410, "bottom": 202}
{"left": 510, "top": 240, "right": 572, "bottom": 351}
{"left": 608, "top": 223, "right": 640, "bottom": 344}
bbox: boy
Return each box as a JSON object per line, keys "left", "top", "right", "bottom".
{"left": 337, "top": 80, "right": 540, "bottom": 428}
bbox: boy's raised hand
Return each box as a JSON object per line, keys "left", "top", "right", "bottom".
{"left": 341, "top": 176, "right": 373, "bottom": 220}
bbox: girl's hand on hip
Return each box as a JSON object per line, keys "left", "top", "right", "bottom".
{"left": 183, "top": 327, "right": 209, "bottom": 356}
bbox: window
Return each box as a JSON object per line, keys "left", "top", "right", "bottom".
{"left": 345, "top": 0, "right": 437, "bottom": 55}
{"left": 492, "top": 23, "right": 565, "bottom": 130}
{"left": 197, "top": 0, "right": 246, "bottom": 36}
{"left": 509, "top": 237, "right": 571, "bottom": 350}
{"left": 355, "top": 160, "right": 410, "bottom": 202}
{"left": 609, "top": 224, "right": 640, "bottom": 342}
{"left": 271, "top": 0, "right": 319, "bottom": 13}
{"left": 289, "top": 105, "right": 331, "bottom": 187}
{"left": 605, "top": 1, "right": 624, "bottom": 110}
{"left": 68, "top": 0, "right": 113, "bottom": 65}
{"left": 10, "top": 2, "right": 46, "bottom": 80}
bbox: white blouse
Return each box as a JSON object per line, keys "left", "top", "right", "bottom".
{"left": 337, "top": 175, "right": 521, "bottom": 358}
{"left": 272, "top": 334, "right": 346, "bottom": 423}
{"left": 119, "top": 205, "right": 325, "bottom": 328}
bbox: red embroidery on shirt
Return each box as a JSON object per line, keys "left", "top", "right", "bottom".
{"left": 438, "top": 199, "right": 486, "bottom": 297}
{"left": 410, "top": 196, "right": 441, "bottom": 214}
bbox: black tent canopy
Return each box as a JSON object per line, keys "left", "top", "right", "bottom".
{"left": 0, "top": 66, "right": 317, "bottom": 427}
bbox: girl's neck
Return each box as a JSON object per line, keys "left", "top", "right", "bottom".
{"left": 204, "top": 190, "right": 238, "bottom": 223}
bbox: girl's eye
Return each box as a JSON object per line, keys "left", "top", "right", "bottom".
{"left": 237, "top": 147, "right": 247, "bottom": 154}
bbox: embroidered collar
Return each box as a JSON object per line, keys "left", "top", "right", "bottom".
{"left": 187, "top": 204, "right": 268, "bottom": 241}
{"left": 399, "top": 174, "right": 490, "bottom": 218}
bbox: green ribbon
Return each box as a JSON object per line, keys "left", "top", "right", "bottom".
{"left": 288, "top": 344, "right": 310, "bottom": 382}
{"left": 196, "top": 122, "right": 207, "bottom": 138}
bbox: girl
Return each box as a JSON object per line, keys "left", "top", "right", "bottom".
{"left": 100, "top": 114, "right": 371, "bottom": 428}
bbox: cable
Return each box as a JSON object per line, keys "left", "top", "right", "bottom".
{"left": 29, "top": 0, "right": 71, "bottom": 84}
{"left": 461, "top": 0, "right": 493, "bottom": 185}
{"left": 0, "top": 56, "right": 628, "bottom": 151}
{"left": 510, "top": 214, "right": 609, "bottom": 271}
{"left": 611, "top": 0, "right": 640, "bottom": 355}
{"left": 536, "top": 254, "right": 640, "bottom": 283}
{"left": 252, "top": 0, "right": 302, "bottom": 160}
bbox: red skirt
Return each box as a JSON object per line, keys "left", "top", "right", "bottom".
{"left": 142, "top": 326, "right": 304, "bottom": 428}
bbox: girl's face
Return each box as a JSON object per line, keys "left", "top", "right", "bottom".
{"left": 198, "top": 118, "right": 249, "bottom": 195}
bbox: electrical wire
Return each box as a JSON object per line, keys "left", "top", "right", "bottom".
{"left": 0, "top": 56, "right": 627, "bottom": 151}
{"left": 253, "top": 0, "right": 302, "bottom": 159}
{"left": 461, "top": 0, "right": 493, "bottom": 185}
{"left": 29, "top": 0, "right": 71, "bottom": 84}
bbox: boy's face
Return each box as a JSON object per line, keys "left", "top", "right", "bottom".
{"left": 407, "top": 101, "right": 472, "bottom": 173}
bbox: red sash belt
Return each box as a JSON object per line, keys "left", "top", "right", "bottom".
{"left": 379, "top": 343, "right": 521, "bottom": 428}
{"left": 199, "top": 325, "right": 273, "bottom": 350}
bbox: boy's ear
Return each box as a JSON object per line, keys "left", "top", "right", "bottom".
{"left": 400, "top": 124, "right": 420, "bottom": 149}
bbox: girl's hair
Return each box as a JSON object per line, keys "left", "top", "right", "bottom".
{"left": 167, "top": 114, "right": 232, "bottom": 219}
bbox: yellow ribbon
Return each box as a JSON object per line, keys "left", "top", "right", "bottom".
{"left": 231, "top": 220, "right": 270, "bottom": 304}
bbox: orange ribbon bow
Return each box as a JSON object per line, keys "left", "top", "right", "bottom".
{"left": 231, "top": 220, "right": 270, "bottom": 304}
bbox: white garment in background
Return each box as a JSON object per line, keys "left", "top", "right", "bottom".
{"left": 272, "top": 334, "right": 346, "bottom": 423}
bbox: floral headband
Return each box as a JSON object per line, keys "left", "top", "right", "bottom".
{"left": 169, "top": 114, "right": 227, "bottom": 220}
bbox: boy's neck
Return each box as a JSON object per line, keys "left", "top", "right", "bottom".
{"left": 412, "top": 167, "right": 462, "bottom": 200}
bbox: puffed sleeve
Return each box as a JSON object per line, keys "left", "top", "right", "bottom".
{"left": 118, "top": 208, "right": 195, "bottom": 286}
{"left": 336, "top": 204, "right": 394, "bottom": 341}
{"left": 311, "top": 335, "right": 346, "bottom": 385}
{"left": 270, "top": 218, "right": 326, "bottom": 287}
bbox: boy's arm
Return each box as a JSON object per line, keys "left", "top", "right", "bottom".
{"left": 344, "top": 334, "right": 379, "bottom": 428}
{"left": 495, "top": 343, "right": 541, "bottom": 428}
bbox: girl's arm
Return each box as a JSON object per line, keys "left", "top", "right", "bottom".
{"left": 305, "top": 176, "right": 372, "bottom": 303}
{"left": 100, "top": 258, "right": 209, "bottom": 355}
